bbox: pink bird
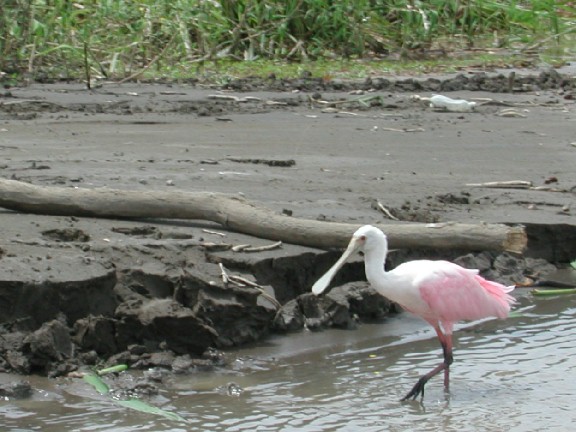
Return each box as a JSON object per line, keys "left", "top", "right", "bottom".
{"left": 312, "top": 225, "right": 515, "bottom": 401}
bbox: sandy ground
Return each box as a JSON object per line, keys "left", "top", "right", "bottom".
{"left": 2, "top": 73, "right": 575, "bottom": 227}
{"left": 0, "top": 68, "right": 575, "bottom": 376}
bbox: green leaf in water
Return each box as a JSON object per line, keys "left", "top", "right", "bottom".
{"left": 82, "top": 370, "right": 186, "bottom": 423}
{"left": 117, "top": 398, "right": 187, "bottom": 422}
{"left": 507, "top": 311, "right": 525, "bottom": 318}
{"left": 83, "top": 373, "right": 110, "bottom": 394}
{"left": 97, "top": 364, "right": 128, "bottom": 376}
{"left": 532, "top": 288, "right": 576, "bottom": 296}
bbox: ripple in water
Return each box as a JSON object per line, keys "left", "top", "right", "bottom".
{"left": 3, "top": 295, "right": 576, "bottom": 431}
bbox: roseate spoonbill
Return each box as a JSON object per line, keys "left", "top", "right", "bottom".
{"left": 312, "top": 225, "right": 515, "bottom": 401}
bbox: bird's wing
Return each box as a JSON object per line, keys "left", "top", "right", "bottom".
{"left": 415, "top": 261, "right": 506, "bottom": 326}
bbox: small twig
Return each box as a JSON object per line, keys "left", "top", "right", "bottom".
{"left": 202, "top": 229, "right": 226, "bottom": 237}
{"left": 232, "top": 244, "right": 251, "bottom": 252}
{"left": 334, "top": 111, "right": 363, "bottom": 117}
{"left": 376, "top": 201, "right": 399, "bottom": 221}
{"left": 310, "top": 95, "right": 383, "bottom": 107}
{"left": 380, "top": 127, "right": 425, "bottom": 133}
{"left": 218, "top": 263, "right": 230, "bottom": 285}
{"left": 219, "top": 265, "right": 281, "bottom": 310}
{"left": 470, "top": 98, "right": 517, "bottom": 107}
{"left": 496, "top": 109, "right": 527, "bottom": 118}
{"left": 228, "top": 274, "right": 259, "bottom": 288}
{"left": 207, "top": 94, "right": 262, "bottom": 103}
{"left": 208, "top": 94, "right": 241, "bottom": 101}
{"left": 0, "top": 100, "right": 63, "bottom": 107}
{"left": 242, "top": 241, "right": 282, "bottom": 252}
{"left": 465, "top": 180, "right": 533, "bottom": 189}
{"left": 265, "top": 100, "right": 288, "bottom": 106}
{"left": 201, "top": 242, "right": 232, "bottom": 251}
{"left": 231, "top": 278, "right": 281, "bottom": 310}
{"left": 530, "top": 186, "right": 569, "bottom": 193}
{"left": 466, "top": 181, "right": 570, "bottom": 193}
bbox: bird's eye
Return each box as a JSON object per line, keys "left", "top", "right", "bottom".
{"left": 360, "top": 235, "right": 366, "bottom": 241}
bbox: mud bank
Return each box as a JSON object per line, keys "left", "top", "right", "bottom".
{"left": 0, "top": 68, "right": 575, "bottom": 377}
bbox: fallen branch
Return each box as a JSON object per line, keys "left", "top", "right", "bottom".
{"left": 0, "top": 179, "right": 526, "bottom": 253}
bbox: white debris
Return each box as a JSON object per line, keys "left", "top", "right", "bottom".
{"left": 429, "top": 94, "right": 477, "bottom": 112}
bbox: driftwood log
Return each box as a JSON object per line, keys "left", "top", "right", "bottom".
{"left": 0, "top": 179, "right": 526, "bottom": 253}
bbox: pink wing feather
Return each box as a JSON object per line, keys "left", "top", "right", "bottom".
{"left": 415, "top": 261, "right": 515, "bottom": 332}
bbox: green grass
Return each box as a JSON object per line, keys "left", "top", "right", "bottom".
{"left": 151, "top": 53, "right": 534, "bottom": 83}
{"left": 1, "top": 0, "right": 575, "bottom": 84}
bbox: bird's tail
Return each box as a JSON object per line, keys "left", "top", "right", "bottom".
{"left": 476, "top": 276, "right": 516, "bottom": 318}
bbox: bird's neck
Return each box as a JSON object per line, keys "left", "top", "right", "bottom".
{"left": 364, "top": 246, "right": 390, "bottom": 287}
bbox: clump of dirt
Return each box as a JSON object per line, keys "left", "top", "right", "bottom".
{"left": 41, "top": 228, "right": 90, "bottom": 242}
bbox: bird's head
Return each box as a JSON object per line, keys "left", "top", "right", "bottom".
{"left": 352, "top": 225, "right": 387, "bottom": 254}
{"left": 312, "top": 225, "right": 387, "bottom": 296}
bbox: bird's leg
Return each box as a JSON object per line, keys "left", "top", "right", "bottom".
{"left": 401, "top": 328, "right": 454, "bottom": 401}
{"left": 441, "top": 334, "right": 454, "bottom": 390}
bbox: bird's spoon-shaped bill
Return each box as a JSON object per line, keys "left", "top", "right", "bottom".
{"left": 312, "top": 237, "right": 362, "bottom": 295}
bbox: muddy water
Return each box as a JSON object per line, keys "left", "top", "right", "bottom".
{"left": 2, "top": 287, "right": 576, "bottom": 432}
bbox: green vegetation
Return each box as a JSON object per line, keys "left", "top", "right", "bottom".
{"left": 83, "top": 372, "right": 187, "bottom": 422}
{"left": 0, "top": 1, "right": 574, "bottom": 83}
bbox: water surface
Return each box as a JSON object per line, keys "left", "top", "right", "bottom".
{"left": 2, "top": 289, "right": 576, "bottom": 432}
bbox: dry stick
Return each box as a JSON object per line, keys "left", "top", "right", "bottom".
{"left": 208, "top": 95, "right": 262, "bottom": 102}
{"left": 470, "top": 98, "right": 517, "bottom": 106}
{"left": 218, "top": 263, "right": 230, "bottom": 284}
{"left": 219, "top": 264, "right": 281, "bottom": 310}
{"left": 465, "top": 181, "right": 533, "bottom": 189}
{"left": 117, "top": 33, "right": 177, "bottom": 84}
{"left": 202, "top": 229, "right": 226, "bottom": 237}
{"left": 376, "top": 201, "right": 400, "bottom": 221}
{"left": 497, "top": 110, "right": 527, "bottom": 118}
{"left": 228, "top": 275, "right": 282, "bottom": 310}
{"left": 380, "top": 127, "right": 425, "bottom": 133}
{"left": 311, "top": 95, "right": 383, "bottom": 107}
{"left": 242, "top": 241, "right": 282, "bottom": 252}
{"left": 466, "top": 181, "right": 570, "bottom": 193}
{"left": 231, "top": 280, "right": 282, "bottom": 310}
{"left": 0, "top": 179, "right": 527, "bottom": 253}
{"left": 530, "top": 186, "right": 569, "bottom": 192}
{"left": 201, "top": 242, "right": 232, "bottom": 251}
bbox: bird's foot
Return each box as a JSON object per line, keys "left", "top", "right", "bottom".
{"left": 401, "top": 376, "right": 428, "bottom": 401}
